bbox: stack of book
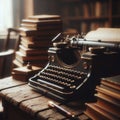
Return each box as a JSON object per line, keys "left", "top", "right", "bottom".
{"left": 12, "top": 63, "right": 41, "bottom": 81}
{"left": 13, "top": 15, "right": 63, "bottom": 67}
{"left": 84, "top": 75, "right": 120, "bottom": 120}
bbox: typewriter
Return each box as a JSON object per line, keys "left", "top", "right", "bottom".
{"left": 29, "top": 32, "right": 120, "bottom": 101}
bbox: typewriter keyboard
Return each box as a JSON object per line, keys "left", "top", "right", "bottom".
{"left": 36, "top": 65, "right": 88, "bottom": 93}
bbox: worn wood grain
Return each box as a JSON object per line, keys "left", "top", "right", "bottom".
{"left": 0, "top": 77, "right": 90, "bottom": 120}
{"left": 37, "top": 99, "right": 86, "bottom": 120}
{"left": 0, "top": 84, "right": 41, "bottom": 106}
{"left": 0, "top": 77, "right": 26, "bottom": 91}
{"left": 20, "top": 96, "right": 60, "bottom": 117}
{"left": 37, "top": 109, "right": 65, "bottom": 120}
{"left": 78, "top": 114, "right": 90, "bottom": 120}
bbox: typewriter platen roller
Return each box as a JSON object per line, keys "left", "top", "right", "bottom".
{"left": 29, "top": 33, "right": 120, "bottom": 101}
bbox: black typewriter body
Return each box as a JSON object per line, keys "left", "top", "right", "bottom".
{"left": 29, "top": 47, "right": 92, "bottom": 101}
{"left": 29, "top": 35, "right": 120, "bottom": 101}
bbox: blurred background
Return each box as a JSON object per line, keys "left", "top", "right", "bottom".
{"left": 0, "top": 0, "right": 120, "bottom": 34}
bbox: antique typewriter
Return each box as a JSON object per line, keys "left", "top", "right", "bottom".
{"left": 29, "top": 32, "right": 120, "bottom": 101}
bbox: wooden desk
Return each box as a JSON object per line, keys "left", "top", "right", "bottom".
{"left": 0, "top": 77, "right": 90, "bottom": 120}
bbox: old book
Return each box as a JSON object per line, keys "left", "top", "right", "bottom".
{"left": 13, "top": 59, "right": 47, "bottom": 68}
{"left": 90, "top": 22, "right": 100, "bottom": 31}
{"left": 84, "top": 103, "right": 119, "bottom": 120}
{"left": 80, "top": 22, "right": 88, "bottom": 33}
{"left": 20, "top": 38, "right": 51, "bottom": 48}
{"left": 21, "top": 37, "right": 50, "bottom": 44}
{"left": 15, "top": 51, "right": 48, "bottom": 63}
{"left": 85, "top": 28, "right": 120, "bottom": 42}
{"left": 12, "top": 64, "right": 41, "bottom": 81}
{"left": 19, "top": 27, "right": 61, "bottom": 37}
{"left": 95, "top": 93, "right": 120, "bottom": 117}
{"left": 21, "top": 36, "right": 54, "bottom": 42}
{"left": 95, "top": 103, "right": 119, "bottom": 120}
{"left": 101, "top": 75, "right": 120, "bottom": 92}
{"left": 21, "top": 19, "right": 62, "bottom": 26}
{"left": 104, "top": 21, "right": 110, "bottom": 27}
{"left": 95, "top": 1, "right": 102, "bottom": 17}
{"left": 96, "top": 86, "right": 120, "bottom": 100}
{"left": 28, "top": 14, "right": 61, "bottom": 20}
{"left": 13, "top": 59, "right": 24, "bottom": 67}
{"left": 20, "top": 23, "right": 62, "bottom": 31}
{"left": 19, "top": 45, "right": 48, "bottom": 56}
{"left": 100, "top": 83, "right": 120, "bottom": 95}
{"left": 96, "top": 87, "right": 120, "bottom": 106}
{"left": 85, "top": 75, "right": 120, "bottom": 120}
{"left": 83, "top": 3, "right": 89, "bottom": 18}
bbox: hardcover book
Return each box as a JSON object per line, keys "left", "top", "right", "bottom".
{"left": 85, "top": 75, "right": 120, "bottom": 120}
{"left": 21, "top": 19, "right": 62, "bottom": 26}
{"left": 95, "top": 93, "right": 120, "bottom": 117}
{"left": 12, "top": 64, "right": 41, "bottom": 81}
{"left": 20, "top": 38, "right": 51, "bottom": 48}
{"left": 19, "top": 45, "right": 47, "bottom": 56}
{"left": 19, "top": 27, "right": 61, "bottom": 37}
{"left": 85, "top": 103, "right": 119, "bottom": 120}
{"left": 20, "top": 23, "right": 62, "bottom": 31}
{"left": 28, "top": 14, "right": 61, "bottom": 20}
{"left": 13, "top": 59, "right": 47, "bottom": 68}
{"left": 101, "top": 75, "right": 120, "bottom": 92}
{"left": 21, "top": 36, "right": 54, "bottom": 42}
{"left": 96, "top": 86, "right": 120, "bottom": 101}
{"left": 15, "top": 51, "right": 48, "bottom": 63}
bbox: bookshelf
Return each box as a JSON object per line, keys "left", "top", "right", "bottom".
{"left": 60, "top": 0, "right": 120, "bottom": 33}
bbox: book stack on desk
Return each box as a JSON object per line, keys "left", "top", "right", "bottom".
{"left": 13, "top": 14, "right": 63, "bottom": 67}
{"left": 84, "top": 75, "right": 120, "bottom": 120}
{"left": 12, "top": 62, "right": 41, "bottom": 81}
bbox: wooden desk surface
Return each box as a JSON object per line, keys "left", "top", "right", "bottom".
{"left": 0, "top": 77, "right": 26, "bottom": 90}
{"left": 0, "top": 77, "right": 90, "bottom": 120}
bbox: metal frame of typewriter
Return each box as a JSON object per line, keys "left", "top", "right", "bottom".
{"left": 29, "top": 47, "right": 93, "bottom": 101}
{"left": 29, "top": 34, "right": 120, "bottom": 101}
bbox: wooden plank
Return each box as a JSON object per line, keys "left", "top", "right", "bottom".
{"left": 64, "top": 113, "right": 90, "bottom": 120}
{"left": 78, "top": 114, "right": 90, "bottom": 120}
{"left": 0, "top": 77, "right": 90, "bottom": 120}
{"left": 0, "top": 84, "right": 41, "bottom": 106}
{"left": 62, "top": 100, "right": 84, "bottom": 115}
{"left": 0, "top": 77, "right": 26, "bottom": 90}
{"left": 37, "top": 99, "right": 85, "bottom": 120}
{"left": 19, "top": 96, "right": 60, "bottom": 117}
{"left": 2, "top": 99, "right": 35, "bottom": 120}
{"left": 37, "top": 109, "right": 65, "bottom": 120}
